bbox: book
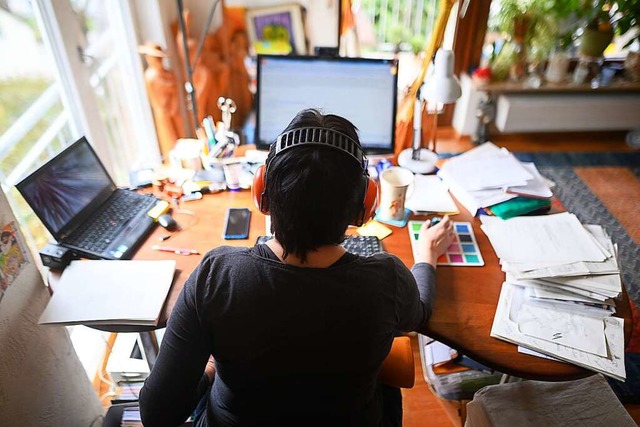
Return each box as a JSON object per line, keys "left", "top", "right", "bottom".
{"left": 40, "top": 260, "right": 176, "bottom": 326}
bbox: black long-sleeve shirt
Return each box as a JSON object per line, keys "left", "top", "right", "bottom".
{"left": 139, "top": 245, "right": 435, "bottom": 426}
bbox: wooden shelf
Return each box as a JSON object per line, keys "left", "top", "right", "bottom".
{"left": 473, "top": 79, "right": 640, "bottom": 94}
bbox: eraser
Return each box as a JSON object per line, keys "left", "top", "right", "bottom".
{"left": 147, "top": 200, "right": 170, "bottom": 220}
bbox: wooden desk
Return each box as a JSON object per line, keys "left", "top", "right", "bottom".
{"left": 125, "top": 190, "right": 632, "bottom": 380}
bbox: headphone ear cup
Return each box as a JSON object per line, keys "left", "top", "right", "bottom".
{"left": 252, "top": 164, "right": 270, "bottom": 214}
{"left": 351, "top": 177, "right": 379, "bottom": 226}
{"left": 362, "top": 177, "right": 379, "bottom": 223}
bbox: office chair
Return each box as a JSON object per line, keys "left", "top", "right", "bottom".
{"left": 380, "top": 336, "right": 415, "bottom": 389}
{"left": 103, "top": 336, "right": 415, "bottom": 426}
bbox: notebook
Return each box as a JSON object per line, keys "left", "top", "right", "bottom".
{"left": 39, "top": 259, "right": 176, "bottom": 326}
{"left": 16, "top": 137, "right": 160, "bottom": 260}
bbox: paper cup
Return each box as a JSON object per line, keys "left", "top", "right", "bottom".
{"left": 223, "top": 162, "right": 242, "bottom": 191}
{"left": 170, "top": 138, "right": 203, "bottom": 170}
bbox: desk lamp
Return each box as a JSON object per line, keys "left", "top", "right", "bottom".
{"left": 398, "top": 49, "right": 461, "bottom": 174}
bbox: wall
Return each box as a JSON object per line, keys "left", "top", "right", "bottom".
{"left": 145, "top": 0, "right": 339, "bottom": 54}
{"left": 0, "top": 192, "right": 102, "bottom": 426}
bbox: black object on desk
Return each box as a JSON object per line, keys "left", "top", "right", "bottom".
{"left": 255, "top": 235, "right": 383, "bottom": 257}
{"left": 158, "top": 214, "right": 178, "bottom": 231}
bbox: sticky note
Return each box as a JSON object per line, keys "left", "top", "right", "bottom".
{"left": 357, "top": 220, "right": 392, "bottom": 240}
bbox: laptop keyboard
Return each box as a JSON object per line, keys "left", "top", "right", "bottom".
{"left": 67, "top": 191, "right": 156, "bottom": 253}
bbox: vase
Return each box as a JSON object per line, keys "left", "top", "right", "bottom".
{"left": 545, "top": 51, "right": 571, "bottom": 83}
{"left": 579, "top": 28, "right": 614, "bottom": 58}
{"left": 624, "top": 51, "right": 640, "bottom": 82}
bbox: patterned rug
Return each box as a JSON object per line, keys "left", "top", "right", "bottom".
{"left": 514, "top": 151, "right": 640, "bottom": 401}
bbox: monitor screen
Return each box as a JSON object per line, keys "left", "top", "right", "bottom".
{"left": 255, "top": 55, "right": 398, "bottom": 154}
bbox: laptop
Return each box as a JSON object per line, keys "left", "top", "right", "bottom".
{"left": 16, "top": 137, "right": 160, "bottom": 260}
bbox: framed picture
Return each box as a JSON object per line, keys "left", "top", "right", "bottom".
{"left": 245, "top": 4, "right": 306, "bottom": 55}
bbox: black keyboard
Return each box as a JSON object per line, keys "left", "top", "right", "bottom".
{"left": 255, "top": 235, "right": 383, "bottom": 257}
{"left": 67, "top": 191, "right": 156, "bottom": 253}
{"left": 341, "top": 236, "right": 383, "bottom": 256}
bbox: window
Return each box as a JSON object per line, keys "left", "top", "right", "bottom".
{"left": 0, "top": 0, "right": 159, "bottom": 394}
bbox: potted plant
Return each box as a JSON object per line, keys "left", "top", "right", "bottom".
{"left": 487, "top": 0, "right": 586, "bottom": 81}
{"left": 580, "top": 4, "right": 615, "bottom": 57}
{"left": 488, "top": 0, "right": 552, "bottom": 80}
{"left": 579, "top": 0, "right": 640, "bottom": 58}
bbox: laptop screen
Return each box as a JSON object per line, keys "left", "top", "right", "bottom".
{"left": 255, "top": 55, "right": 398, "bottom": 154}
{"left": 16, "top": 137, "right": 115, "bottom": 238}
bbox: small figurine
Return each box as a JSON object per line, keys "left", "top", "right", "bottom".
{"left": 473, "top": 93, "right": 495, "bottom": 145}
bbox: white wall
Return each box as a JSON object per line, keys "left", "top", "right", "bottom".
{"left": 0, "top": 192, "right": 102, "bottom": 426}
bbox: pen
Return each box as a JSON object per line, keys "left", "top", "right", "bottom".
{"left": 151, "top": 245, "right": 200, "bottom": 256}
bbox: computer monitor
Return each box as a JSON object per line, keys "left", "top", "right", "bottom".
{"left": 255, "top": 55, "right": 399, "bottom": 155}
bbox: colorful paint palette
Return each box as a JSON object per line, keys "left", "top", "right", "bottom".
{"left": 408, "top": 221, "right": 485, "bottom": 266}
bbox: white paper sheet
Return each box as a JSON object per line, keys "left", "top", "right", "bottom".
{"left": 505, "top": 162, "right": 553, "bottom": 199}
{"left": 505, "top": 275, "right": 613, "bottom": 301}
{"left": 518, "top": 346, "right": 565, "bottom": 361}
{"left": 517, "top": 299, "right": 608, "bottom": 357}
{"left": 437, "top": 143, "right": 519, "bottom": 215}
{"left": 491, "top": 282, "right": 626, "bottom": 381}
{"left": 423, "top": 341, "right": 458, "bottom": 365}
{"left": 405, "top": 174, "right": 459, "bottom": 214}
{"left": 480, "top": 213, "right": 609, "bottom": 264}
{"left": 441, "top": 155, "right": 533, "bottom": 191}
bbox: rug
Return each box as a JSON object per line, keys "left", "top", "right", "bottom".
{"left": 513, "top": 151, "right": 640, "bottom": 401}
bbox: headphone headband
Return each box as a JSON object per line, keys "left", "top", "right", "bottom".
{"left": 253, "top": 125, "right": 379, "bottom": 225}
{"left": 273, "top": 127, "right": 368, "bottom": 171}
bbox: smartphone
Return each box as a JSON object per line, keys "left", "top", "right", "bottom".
{"left": 255, "top": 235, "right": 272, "bottom": 245}
{"left": 223, "top": 208, "right": 251, "bottom": 240}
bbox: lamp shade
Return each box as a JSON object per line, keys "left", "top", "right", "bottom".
{"left": 422, "top": 49, "right": 462, "bottom": 104}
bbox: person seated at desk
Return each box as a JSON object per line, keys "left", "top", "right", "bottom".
{"left": 139, "top": 109, "right": 454, "bottom": 426}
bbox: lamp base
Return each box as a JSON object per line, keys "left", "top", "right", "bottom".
{"left": 397, "top": 148, "right": 439, "bottom": 174}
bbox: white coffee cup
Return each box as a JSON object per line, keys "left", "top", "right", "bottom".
{"left": 170, "top": 138, "right": 203, "bottom": 170}
{"left": 378, "top": 167, "right": 414, "bottom": 221}
{"left": 223, "top": 162, "right": 242, "bottom": 191}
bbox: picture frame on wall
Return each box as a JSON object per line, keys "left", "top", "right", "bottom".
{"left": 245, "top": 4, "right": 307, "bottom": 55}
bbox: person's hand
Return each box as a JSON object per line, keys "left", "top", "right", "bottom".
{"left": 204, "top": 355, "right": 216, "bottom": 383}
{"left": 415, "top": 216, "right": 455, "bottom": 267}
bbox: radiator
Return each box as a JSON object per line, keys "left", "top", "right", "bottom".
{"left": 495, "top": 93, "right": 640, "bottom": 133}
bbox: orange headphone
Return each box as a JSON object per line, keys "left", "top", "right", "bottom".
{"left": 252, "top": 127, "right": 379, "bottom": 226}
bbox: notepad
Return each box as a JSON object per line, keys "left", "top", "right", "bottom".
{"left": 408, "top": 221, "right": 484, "bottom": 266}
{"left": 405, "top": 174, "right": 459, "bottom": 215}
{"left": 39, "top": 260, "right": 176, "bottom": 326}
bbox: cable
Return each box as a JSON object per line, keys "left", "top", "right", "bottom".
{"left": 159, "top": 208, "right": 198, "bottom": 241}
{"left": 88, "top": 414, "right": 104, "bottom": 427}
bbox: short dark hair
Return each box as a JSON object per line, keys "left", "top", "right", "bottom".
{"left": 266, "top": 109, "right": 365, "bottom": 262}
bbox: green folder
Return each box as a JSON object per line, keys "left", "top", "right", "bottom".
{"left": 488, "top": 197, "right": 552, "bottom": 220}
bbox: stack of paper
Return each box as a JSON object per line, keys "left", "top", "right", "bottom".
{"left": 481, "top": 213, "right": 625, "bottom": 380}
{"left": 405, "top": 174, "right": 459, "bottom": 215}
{"left": 437, "top": 143, "right": 553, "bottom": 216}
{"left": 40, "top": 260, "right": 176, "bottom": 327}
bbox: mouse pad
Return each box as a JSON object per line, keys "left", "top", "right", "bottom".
{"left": 408, "top": 221, "right": 484, "bottom": 266}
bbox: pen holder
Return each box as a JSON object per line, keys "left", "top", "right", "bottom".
{"left": 170, "top": 138, "right": 203, "bottom": 170}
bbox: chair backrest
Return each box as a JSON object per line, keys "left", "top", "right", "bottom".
{"left": 379, "top": 336, "right": 415, "bottom": 388}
